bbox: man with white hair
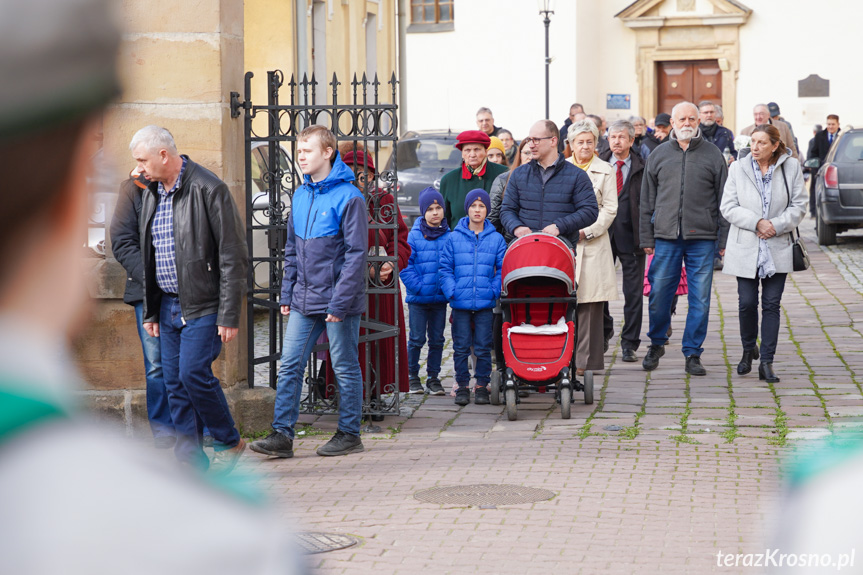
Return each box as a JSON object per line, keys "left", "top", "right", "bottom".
{"left": 639, "top": 102, "right": 728, "bottom": 376}
{"left": 133, "top": 125, "right": 248, "bottom": 474}
{"left": 740, "top": 104, "right": 798, "bottom": 158}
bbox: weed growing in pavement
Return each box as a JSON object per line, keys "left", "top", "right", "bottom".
{"left": 577, "top": 348, "right": 615, "bottom": 439}
{"left": 713, "top": 282, "right": 741, "bottom": 443}
{"left": 295, "top": 424, "right": 333, "bottom": 438}
{"left": 241, "top": 428, "right": 271, "bottom": 440}
{"left": 671, "top": 434, "right": 701, "bottom": 445}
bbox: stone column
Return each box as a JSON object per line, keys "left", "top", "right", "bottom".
{"left": 74, "top": 0, "right": 252, "bottom": 430}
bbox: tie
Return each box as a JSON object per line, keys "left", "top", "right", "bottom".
{"left": 829, "top": 133, "right": 833, "bottom": 144}
{"left": 616, "top": 160, "right": 624, "bottom": 196}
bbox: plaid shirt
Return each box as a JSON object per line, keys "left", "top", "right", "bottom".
{"left": 151, "top": 157, "right": 187, "bottom": 294}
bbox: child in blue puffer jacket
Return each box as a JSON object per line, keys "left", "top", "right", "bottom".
{"left": 440, "top": 189, "right": 507, "bottom": 406}
{"left": 401, "top": 187, "right": 450, "bottom": 396}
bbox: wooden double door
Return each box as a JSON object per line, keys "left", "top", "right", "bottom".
{"left": 657, "top": 60, "right": 722, "bottom": 116}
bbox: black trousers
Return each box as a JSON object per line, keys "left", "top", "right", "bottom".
{"left": 737, "top": 273, "right": 787, "bottom": 364}
{"left": 603, "top": 247, "right": 646, "bottom": 351}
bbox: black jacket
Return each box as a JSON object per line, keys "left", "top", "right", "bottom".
{"left": 600, "top": 149, "right": 645, "bottom": 254}
{"left": 811, "top": 129, "right": 840, "bottom": 164}
{"left": 499, "top": 153, "right": 599, "bottom": 252}
{"left": 140, "top": 157, "right": 248, "bottom": 328}
{"left": 700, "top": 123, "right": 737, "bottom": 159}
{"left": 110, "top": 177, "right": 146, "bottom": 305}
{"left": 639, "top": 132, "right": 729, "bottom": 248}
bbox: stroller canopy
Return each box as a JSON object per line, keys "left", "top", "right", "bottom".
{"left": 501, "top": 233, "right": 576, "bottom": 296}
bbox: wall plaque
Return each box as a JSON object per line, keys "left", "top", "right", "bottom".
{"left": 607, "top": 94, "right": 631, "bottom": 109}
{"left": 798, "top": 74, "right": 829, "bottom": 98}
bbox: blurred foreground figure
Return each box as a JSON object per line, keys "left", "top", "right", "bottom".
{"left": 0, "top": 1, "right": 305, "bottom": 573}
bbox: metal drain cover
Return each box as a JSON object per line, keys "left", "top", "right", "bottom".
{"left": 414, "top": 484, "right": 555, "bottom": 507}
{"left": 295, "top": 532, "right": 360, "bottom": 554}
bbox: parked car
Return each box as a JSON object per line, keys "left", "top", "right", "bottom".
{"left": 384, "top": 130, "right": 462, "bottom": 228}
{"left": 807, "top": 128, "right": 863, "bottom": 245}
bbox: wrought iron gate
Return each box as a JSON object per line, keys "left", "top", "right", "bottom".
{"left": 231, "top": 70, "right": 402, "bottom": 419}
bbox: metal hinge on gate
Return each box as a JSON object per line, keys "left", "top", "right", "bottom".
{"left": 230, "top": 91, "right": 249, "bottom": 119}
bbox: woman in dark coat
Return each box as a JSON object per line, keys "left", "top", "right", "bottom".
{"left": 323, "top": 148, "right": 411, "bottom": 407}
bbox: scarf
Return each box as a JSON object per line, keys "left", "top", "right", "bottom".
{"left": 461, "top": 159, "right": 488, "bottom": 179}
{"left": 701, "top": 122, "right": 719, "bottom": 140}
{"left": 572, "top": 156, "right": 593, "bottom": 171}
{"left": 419, "top": 216, "right": 449, "bottom": 240}
{"left": 751, "top": 156, "right": 777, "bottom": 279}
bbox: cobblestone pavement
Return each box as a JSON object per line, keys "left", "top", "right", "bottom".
{"left": 235, "top": 217, "right": 863, "bottom": 574}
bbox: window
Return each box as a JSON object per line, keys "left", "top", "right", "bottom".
{"left": 409, "top": 0, "right": 453, "bottom": 32}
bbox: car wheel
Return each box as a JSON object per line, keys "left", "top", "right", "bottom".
{"left": 817, "top": 210, "right": 837, "bottom": 246}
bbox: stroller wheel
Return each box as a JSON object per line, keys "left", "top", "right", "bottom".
{"left": 490, "top": 371, "right": 501, "bottom": 406}
{"left": 583, "top": 371, "right": 594, "bottom": 405}
{"left": 505, "top": 388, "right": 518, "bottom": 421}
{"left": 559, "top": 384, "right": 572, "bottom": 419}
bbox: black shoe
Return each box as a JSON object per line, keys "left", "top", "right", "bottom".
{"left": 426, "top": 377, "right": 445, "bottom": 396}
{"left": 517, "top": 388, "right": 530, "bottom": 398}
{"left": 474, "top": 386, "right": 490, "bottom": 405}
{"left": 454, "top": 387, "right": 470, "bottom": 406}
{"left": 603, "top": 338, "right": 610, "bottom": 353}
{"left": 713, "top": 257, "right": 724, "bottom": 270}
{"left": 737, "top": 348, "right": 760, "bottom": 375}
{"left": 759, "top": 362, "right": 780, "bottom": 383}
{"left": 249, "top": 430, "right": 294, "bottom": 458}
{"left": 154, "top": 435, "right": 176, "bottom": 450}
{"left": 685, "top": 355, "right": 707, "bottom": 376}
{"left": 408, "top": 375, "right": 424, "bottom": 394}
{"left": 621, "top": 348, "right": 638, "bottom": 363}
{"left": 642, "top": 345, "right": 665, "bottom": 371}
{"left": 316, "top": 430, "right": 364, "bottom": 456}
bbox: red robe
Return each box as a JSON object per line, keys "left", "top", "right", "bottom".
{"left": 324, "top": 191, "right": 411, "bottom": 394}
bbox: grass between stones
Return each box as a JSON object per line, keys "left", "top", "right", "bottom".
{"left": 713, "top": 282, "right": 741, "bottom": 443}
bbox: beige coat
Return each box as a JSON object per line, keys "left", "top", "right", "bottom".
{"left": 741, "top": 119, "right": 798, "bottom": 158}
{"left": 569, "top": 156, "right": 619, "bottom": 304}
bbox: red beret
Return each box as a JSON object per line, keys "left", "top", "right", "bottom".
{"left": 342, "top": 149, "right": 376, "bottom": 173}
{"left": 455, "top": 130, "right": 491, "bottom": 150}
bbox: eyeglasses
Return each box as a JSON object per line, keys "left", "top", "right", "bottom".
{"left": 523, "top": 136, "right": 555, "bottom": 145}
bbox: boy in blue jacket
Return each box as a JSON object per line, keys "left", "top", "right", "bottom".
{"left": 401, "top": 187, "right": 450, "bottom": 396}
{"left": 440, "top": 189, "right": 507, "bottom": 406}
{"left": 250, "top": 125, "right": 368, "bottom": 459}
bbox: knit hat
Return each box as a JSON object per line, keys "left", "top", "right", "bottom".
{"left": 455, "top": 130, "right": 491, "bottom": 150}
{"left": 342, "top": 149, "right": 376, "bottom": 173}
{"left": 464, "top": 188, "right": 491, "bottom": 214}
{"left": 419, "top": 186, "right": 444, "bottom": 215}
{"left": 487, "top": 136, "right": 505, "bottom": 154}
{"left": 654, "top": 113, "right": 672, "bottom": 127}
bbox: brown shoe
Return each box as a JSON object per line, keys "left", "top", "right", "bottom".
{"left": 209, "top": 438, "right": 246, "bottom": 476}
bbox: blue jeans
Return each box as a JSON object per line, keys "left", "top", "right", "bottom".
{"left": 451, "top": 308, "right": 493, "bottom": 388}
{"left": 273, "top": 310, "right": 363, "bottom": 439}
{"left": 133, "top": 302, "right": 175, "bottom": 438}
{"left": 647, "top": 238, "right": 715, "bottom": 357}
{"left": 407, "top": 303, "right": 447, "bottom": 378}
{"left": 159, "top": 295, "right": 240, "bottom": 469}
{"left": 737, "top": 274, "right": 787, "bottom": 363}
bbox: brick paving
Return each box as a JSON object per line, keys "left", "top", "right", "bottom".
{"left": 235, "top": 218, "right": 863, "bottom": 574}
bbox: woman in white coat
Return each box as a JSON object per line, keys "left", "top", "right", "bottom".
{"left": 720, "top": 124, "right": 807, "bottom": 383}
{"left": 567, "top": 120, "right": 619, "bottom": 375}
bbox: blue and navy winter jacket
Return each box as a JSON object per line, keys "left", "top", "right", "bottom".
{"left": 439, "top": 217, "right": 507, "bottom": 311}
{"left": 400, "top": 219, "right": 449, "bottom": 305}
{"left": 280, "top": 153, "right": 368, "bottom": 319}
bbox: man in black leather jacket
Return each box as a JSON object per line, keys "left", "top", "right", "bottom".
{"left": 135, "top": 125, "right": 248, "bottom": 474}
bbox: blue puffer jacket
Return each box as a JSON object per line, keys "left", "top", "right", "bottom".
{"left": 440, "top": 217, "right": 507, "bottom": 311}
{"left": 401, "top": 219, "right": 449, "bottom": 305}
{"left": 280, "top": 153, "right": 368, "bottom": 319}
{"left": 499, "top": 153, "right": 599, "bottom": 253}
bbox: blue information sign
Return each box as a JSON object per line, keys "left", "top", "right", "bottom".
{"left": 606, "top": 94, "right": 631, "bottom": 110}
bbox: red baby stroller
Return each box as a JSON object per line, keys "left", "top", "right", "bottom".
{"left": 491, "top": 233, "right": 593, "bottom": 421}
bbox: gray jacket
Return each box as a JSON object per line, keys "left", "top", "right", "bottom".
{"left": 639, "top": 130, "right": 729, "bottom": 249}
{"left": 720, "top": 150, "right": 807, "bottom": 279}
{"left": 488, "top": 171, "right": 515, "bottom": 243}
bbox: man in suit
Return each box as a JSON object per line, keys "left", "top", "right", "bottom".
{"left": 809, "top": 115, "right": 841, "bottom": 216}
{"left": 600, "top": 120, "right": 645, "bottom": 362}
{"left": 740, "top": 104, "right": 798, "bottom": 158}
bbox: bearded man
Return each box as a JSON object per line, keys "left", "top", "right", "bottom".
{"left": 638, "top": 101, "right": 728, "bottom": 377}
